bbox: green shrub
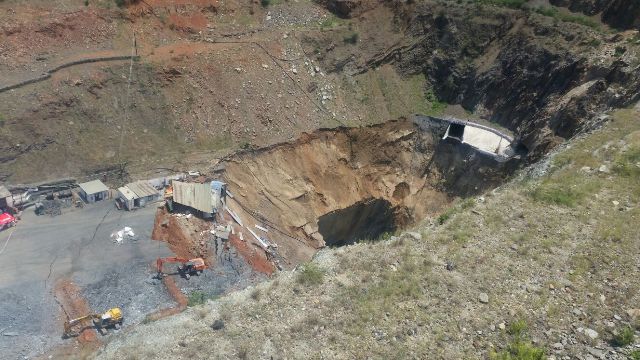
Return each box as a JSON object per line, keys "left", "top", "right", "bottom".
{"left": 491, "top": 342, "right": 546, "bottom": 360}
{"left": 261, "top": 0, "right": 270, "bottom": 7}
{"left": 425, "top": 89, "right": 447, "bottom": 114}
{"left": 508, "top": 320, "right": 528, "bottom": 339}
{"left": 297, "top": 263, "right": 324, "bottom": 286}
{"left": 114, "top": 0, "right": 125, "bottom": 7}
{"left": 187, "top": 291, "right": 208, "bottom": 307}
{"left": 437, "top": 211, "right": 451, "bottom": 225}
{"left": 613, "top": 147, "right": 640, "bottom": 177}
{"left": 343, "top": 33, "right": 359, "bottom": 44}
{"left": 491, "top": 320, "right": 546, "bottom": 360}
{"left": 611, "top": 326, "right": 635, "bottom": 347}
{"left": 630, "top": 350, "right": 640, "bottom": 360}
{"left": 614, "top": 46, "right": 626, "bottom": 57}
{"left": 477, "top": 0, "right": 527, "bottom": 9}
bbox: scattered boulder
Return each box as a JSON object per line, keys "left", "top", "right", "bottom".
{"left": 626, "top": 309, "right": 640, "bottom": 319}
{"left": 211, "top": 319, "right": 225, "bottom": 330}
{"left": 584, "top": 328, "right": 599, "bottom": 340}
{"left": 479, "top": 293, "right": 489, "bottom": 304}
{"left": 406, "top": 232, "right": 422, "bottom": 241}
{"left": 445, "top": 261, "right": 454, "bottom": 271}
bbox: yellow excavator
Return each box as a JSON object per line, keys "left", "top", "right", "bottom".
{"left": 63, "top": 308, "right": 123, "bottom": 338}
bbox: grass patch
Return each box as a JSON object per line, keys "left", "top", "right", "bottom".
{"left": 438, "top": 198, "right": 475, "bottom": 224}
{"left": 613, "top": 146, "right": 640, "bottom": 178}
{"left": 534, "top": 6, "right": 600, "bottom": 29}
{"left": 425, "top": 89, "right": 447, "bottom": 115}
{"left": 611, "top": 326, "right": 635, "bottom": 347}
{"left": 345, "top": 251, "right": 425, "bottom": 336}
{"left": 297, "top": 263, "right": 324, "bottom": 286}
{"left": 477, "top": 0, "right": 527, "bottom": 9}
{"left": 320, "top": 15, "right": 344, "bottom": 29}
{"left": 529, "top": 178, "right": 599, "bottom": 207}
{"left": 630, "top": 350, "right": 640, "bottom": 360}
{"left": 343, "top": 32, "right": 359, "bottom": 45}
{"left": 187, "top": 291, "right": 213, "bottom": 307}
{"left": 490, "top": 320, "right": 546, "bottom": 360}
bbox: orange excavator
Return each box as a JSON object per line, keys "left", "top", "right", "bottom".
{"left": 156, "top": 256, "right": 207, "bottom": 279}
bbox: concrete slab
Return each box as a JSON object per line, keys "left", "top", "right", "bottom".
{"left": 461, "top": 126, "right": 507, "bottom": 155}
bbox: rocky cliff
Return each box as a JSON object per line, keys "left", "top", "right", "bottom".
{"left": 551, "top": 0, "right": 640, "bottom": 29}
{"left": 310, "top": 0, "right": 640, "bottom": 157}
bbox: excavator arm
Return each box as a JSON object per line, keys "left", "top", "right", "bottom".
{"left": 156, "top": 256, "right": 189, "bottom": 276}
{"left": 63, "top": 314, "right": 100, "bottom": 338}
{"left": 156, "top": 256, "right": 207, "bottom": 279}
{"left": 63, "top": 308, "right": 123, "bottom": 338}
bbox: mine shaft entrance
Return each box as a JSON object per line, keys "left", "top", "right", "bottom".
{"left": 317, "top": 198, "right": 397, "bottom": 247}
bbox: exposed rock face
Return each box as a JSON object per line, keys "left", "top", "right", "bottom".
{"left": 314, "top": 0, "right": 379, "bottom": 18}
{"left": 222, "top": 119, "right": 515, "bottom": 259}
{"left": 551, "top": 0, "right": 640, "bottom": 29}
{"left": 311, "top": 1, "right": 640, "bottom": 157}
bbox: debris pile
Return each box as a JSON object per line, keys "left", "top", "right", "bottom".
{"left": 111, "top": 227, "right": 136, "bottom": 244}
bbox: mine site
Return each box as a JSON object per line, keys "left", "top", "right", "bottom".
{"left": 0, "top": 0, "right": 639, "bottom": 359}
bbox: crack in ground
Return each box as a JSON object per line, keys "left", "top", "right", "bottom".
{"left": 43, "top": 253, "right": 60, "bottom": 290}
{"left": 76, "top": 207, "right": 114, "bottom": 259}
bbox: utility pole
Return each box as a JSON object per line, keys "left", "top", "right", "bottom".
{"left": 117, "top": 31, "right": 137, "bottom": 163}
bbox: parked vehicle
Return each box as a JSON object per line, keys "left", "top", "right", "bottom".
{"left": 0, "top": 211, "right": 16, "bottom": 230}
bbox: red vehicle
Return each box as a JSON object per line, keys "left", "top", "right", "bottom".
{"left": 0, "top": 212, "right": 15, "bottom": 230}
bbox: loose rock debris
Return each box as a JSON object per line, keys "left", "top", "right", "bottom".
{"left": 110, "top": 227, "right": 136, "bottom": 244}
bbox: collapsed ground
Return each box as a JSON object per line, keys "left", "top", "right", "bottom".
{"left": 97, "top": 106, "right": 640, "bottom": 360}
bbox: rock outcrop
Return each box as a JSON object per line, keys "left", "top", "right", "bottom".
{"left": 550, "top": 0, "right": 640, "bottom": 29}
{"left": 311, "top": 1, "right": 640, "bottom": 157}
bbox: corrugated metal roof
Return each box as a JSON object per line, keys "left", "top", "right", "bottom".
{"left": 117, "top": 186, "right": 137, "bottom": 201}
{"left": 126, "top": 181, "right": 158, "bottom": 198}
{"left": 79, "top": 180, "right": 109, "bottom": 195}
{"left": 172, "top": 180, "right": 212, "bottom": 213}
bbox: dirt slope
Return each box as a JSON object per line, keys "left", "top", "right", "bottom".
{"left": 1, "top": 0, "right": 638, "bottom": 184}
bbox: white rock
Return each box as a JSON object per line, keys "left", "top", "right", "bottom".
{"left": 498, "top": 322, "right": 506, "bottom": 330}
{"left": 406, "top": 232, "right": 422, "bottom": 241}
{"left": 479, "top": 293, "right": 489, "bottom": 304}
{"left": 598, "top": 165, "right": 610, "bottom": 173}
{"left": 584, "top": 328, "right": 599, "bottom": 339}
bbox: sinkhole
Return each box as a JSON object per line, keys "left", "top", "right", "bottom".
{"left": 317, "top": 198, "right": 400, "bottom": 247}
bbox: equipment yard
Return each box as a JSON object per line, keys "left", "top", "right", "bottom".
{"left": 0, "top": 199, "right": 264, "bottom": 359}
